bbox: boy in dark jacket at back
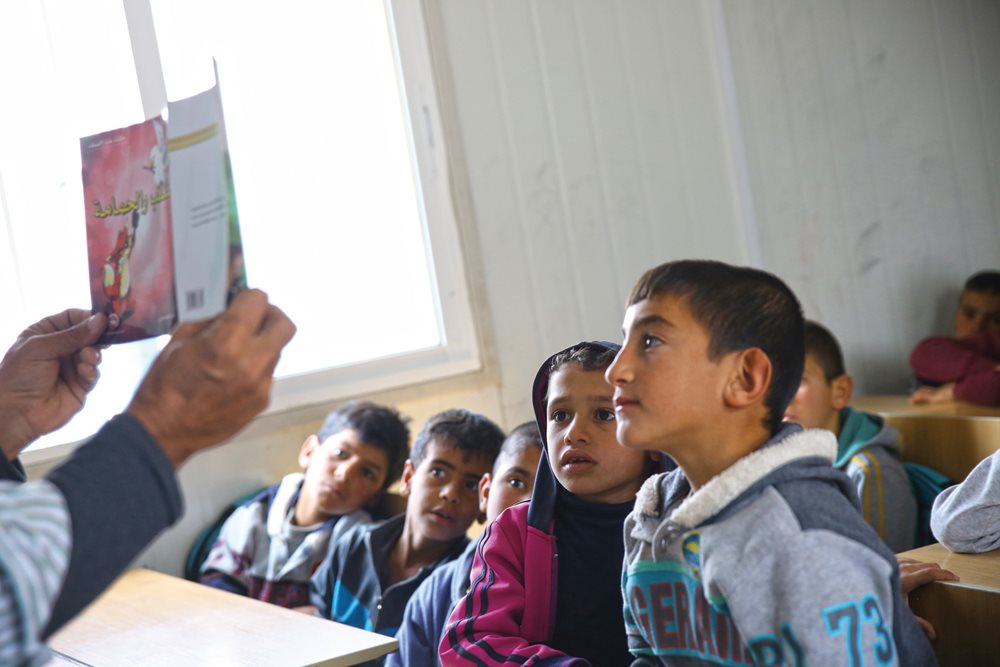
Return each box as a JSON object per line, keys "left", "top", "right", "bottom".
{"left": 309, "top": 408, "right": 504, "bottom": 643}
{"left": 388, "top": 421, "right": 543, "bottom": 667}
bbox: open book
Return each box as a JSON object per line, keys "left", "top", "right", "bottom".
{"left": 81, "top": 70, "right": 246, "bottom": 344}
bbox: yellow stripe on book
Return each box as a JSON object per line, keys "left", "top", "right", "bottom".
{"left": 167, "top": 124, "right": 219, "bottom": 151}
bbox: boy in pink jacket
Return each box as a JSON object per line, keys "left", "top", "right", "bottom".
{"left": 441, "top": 341, "right": 664, "bottom": 665}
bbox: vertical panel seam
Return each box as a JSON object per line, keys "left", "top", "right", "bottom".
{"left": 709, "top": 0, "right": 762, "bottom": 267}
{"left": 962, "top": 0, "right": 1000, "bottom": 244}
{"left": 613, "top": 1, "right": 658, "bottom": 268}
{"left": 483, "top": 0, "right": 547, "bottom": 358}
{"left": 929, "top": 0, "right": 973, "bottom": 272}
{"left": 525, "top": 0, "right": 588, "bottom": 336}
{"left": 569, "top": 0, "right": 625, "bottom": 303}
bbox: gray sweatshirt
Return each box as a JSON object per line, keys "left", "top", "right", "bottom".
{"left": 835, "top": 407, "right": 917, "bottom": 553}
{"left": 931, "top": 449, "right": 1000, "bottom": 553}
{"left": 622, "top": 424, "right": 935, "bottom": 666}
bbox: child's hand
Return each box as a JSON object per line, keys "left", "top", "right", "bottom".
{"left": 897, "top": 557, "right": 958, "bottom": 640}
{"left": 910, "top": 382, "right": 956, "bottom": 405}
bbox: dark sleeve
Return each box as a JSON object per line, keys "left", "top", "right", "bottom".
{"left": 42, "top": 413, "right": 183, "bottom": 636}
{"left": 199, "top": 569, "right": 249, "bottom": 596}
{"left": 0, "top": 456, "right": 26, "bottom": 483}
{"left": 309, "top": 538, "right": 339, "bottom": 618}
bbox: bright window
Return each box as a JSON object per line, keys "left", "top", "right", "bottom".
{"left": 1, "top": 0, "right": 477, "bottom": 457}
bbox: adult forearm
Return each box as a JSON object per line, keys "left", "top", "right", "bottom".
{"left": 43, "top": 413, "right": 183, "bottom": 636}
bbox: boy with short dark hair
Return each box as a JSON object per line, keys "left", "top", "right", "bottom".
{"left": 388, "top": 421, "right": 543, "bottom": 667}
{"left": 442, "top": 342, "right": 663, "bottom": 665}
{"left": 199, "top": 400, "right": 409, "bottom": 607}
{"left": 910, "top": 270, "right": 1000, "bottom": 406}
{"left": 607, "top": 260, "right": 934, "bottom": 665}
{"left": 785, "top": 320, "right": 917, "bottom": 552}
{"left": 309, "top": 408, "right": 504, "bottom": 643}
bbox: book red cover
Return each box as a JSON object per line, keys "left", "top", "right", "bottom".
{"left": 81, "top": 118, "right": 177, "bottom": 343}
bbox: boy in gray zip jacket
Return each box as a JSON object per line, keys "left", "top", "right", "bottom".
{"left": 783, "top": 321, "right": 917, "bottom": 552}
{"left": 606, "top": 260, "right": 935, "bottom": 666}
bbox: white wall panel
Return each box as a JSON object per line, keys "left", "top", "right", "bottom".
{"left": 723, "top": 0, "right": 1000, "bottom": 391}
{"left": 440, "top": 0, "right": 746, "bottom": 421}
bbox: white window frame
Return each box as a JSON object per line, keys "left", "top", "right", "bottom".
{"left": 20, "top": 0, "right": 478, "bottom": 464}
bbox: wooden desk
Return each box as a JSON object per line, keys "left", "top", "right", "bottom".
{"left": 853, "top": 394, "right": 1000, "bottom": 418}
{"left": 851, "top": 395, "right": 1000, "bottom": 482}
{"left": 48, "top": 569, "right": 397, "bottom": 667}
{"left": 899, "top": 543, "right": 1000, "bottom": 662}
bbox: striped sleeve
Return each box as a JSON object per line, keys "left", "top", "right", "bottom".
{"left": 849, "top": 452, "right": 886, "bottom": 540}
{"left": 0, "top": 479, "right": 71, "bottom": 666}
{"left": 440, "top": 512, "right": 583, "bottom": 666}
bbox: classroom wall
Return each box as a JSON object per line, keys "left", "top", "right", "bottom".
{"left": 26, "top": 0, "right": 999, "bottom": 575}
{"left": 722, "top": 0, "right": 1000, "bottom": 392}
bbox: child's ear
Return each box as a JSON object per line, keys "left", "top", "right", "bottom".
{"left": 724, "top": 348, "right": 771, "bottom": 408}
{"left": 831, "top": 373, "right": 854, "bottom": 410}
{"left": 298, "top": 435, "right": 320, "bottom": 470}
{"left": 478, "top": 473, "right": 492, "bottom": 520}
{"left": 398, "top": 459, "right": 416, "bottom": 497}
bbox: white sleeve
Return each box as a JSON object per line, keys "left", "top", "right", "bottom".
{"left": 0, "top": 479, "right": 72, "bottom": 666}
{"left": 931, "top": 450, "right": 1000, "bottom": 553}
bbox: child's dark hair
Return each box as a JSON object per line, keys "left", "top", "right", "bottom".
{"left": 494, "top": 421, "right": 543, "bottom": 475}
{"left": 411, "top": 409, "right": 505, "bottom": 470}
{"left": 318, "top": 401, "right": 410, "bottom": 489}
{"left": 628, "top": 259, "right": 804, "bottom": 434}
{"left": 547, "top": 344, "right": 618, "bottom": 380}
{"left": 803, "top": 321, "right": 846, "bottom": 382}
{"left": 963, "top": 271, "right": 1000, "bottom": 295}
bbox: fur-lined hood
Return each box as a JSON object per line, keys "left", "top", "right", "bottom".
{"left": 631, "top": 424, "right": 842, "bottom": 533}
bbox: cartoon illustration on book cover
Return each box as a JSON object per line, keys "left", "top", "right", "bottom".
{"left": 82, "top": 117, "right": 176, "bottom": 344}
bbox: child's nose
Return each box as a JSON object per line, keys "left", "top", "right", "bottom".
{"left": 565, "top": 418, "right": 588, "bottom": 444}
{"left": 439, "top": 478, "right": 461, "bottom": 503}
{"left": 335, "top": 458, "right": 358, "bottom": 481}
{"left": 606, "top": 348, "right": 630, "bottom": 384}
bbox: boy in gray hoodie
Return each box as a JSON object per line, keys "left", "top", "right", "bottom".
{"left": 606, "top": 260, "right": 935, "bottom": 666}
{"left": 783, "top": 321, "right": 917, "bottom": 552}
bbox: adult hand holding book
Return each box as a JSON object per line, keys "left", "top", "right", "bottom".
{"left": 127, "top": 288, "right": 295, "bottom": 467}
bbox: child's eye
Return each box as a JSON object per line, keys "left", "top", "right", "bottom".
{"left": 551, "top": 409, "right": 570, "bottom": 423}
{"left": 642, "top": 334, "right": 662, "bottom": 350}
{"left": 464, "top": 479, "right": 479, "bottom": 492}
{"left": 429, "top": 467, "right": 446, "bottom": 478}
{"left": 332, "top": 447, "right": 347, "bottom": 459}
{"left": 507, "top": 478, "right": 526, "bottom": 490}
{"left": 362, "top": 467, "right": 377, "bottom": 482}
{"left": 595, "top": 408, "right": 616, "bottom": 422}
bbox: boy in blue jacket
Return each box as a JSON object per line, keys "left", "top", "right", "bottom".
{"left": 309, "top": 408, "right": 504, "bottom": 643}
{"left": 387, "top": 421, "right": 543, "bottom": 667}
{"left": 607, "top": 260, "right": 935, "bottom": 665}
